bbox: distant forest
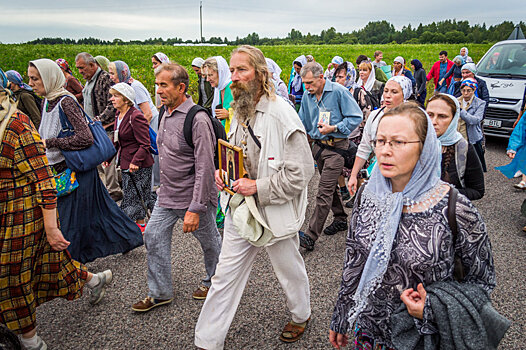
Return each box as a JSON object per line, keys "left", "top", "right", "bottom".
{"left": 26, "top": 20, "right": 526, "bottom": 46}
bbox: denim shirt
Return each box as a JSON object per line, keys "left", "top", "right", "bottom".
{"left": 298, "top": 80, "right": 363, "bottom": 140}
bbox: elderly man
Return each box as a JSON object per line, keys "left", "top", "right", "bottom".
{"left": 131, "top": 63, "right": 222, "bottom": 312}
{"left": 191, "top": 57, "right": 213, "bottom": 109}
{"left": 195, "top": 45, "right": 314, "bottom": 348}
{"left": 427, "top": 50, "right": 454, "bottom": 92}
{"left": 298, "top": 62, "right": 362, "bottom": 251}
{"left": 75, "top": 52, "right": 122, "bottom": 201}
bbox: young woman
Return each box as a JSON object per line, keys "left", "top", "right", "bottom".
{"left": 28, "top": 58, "right": 143, "bottom": 264}
{"left": 329, "top": 103, "right": 495, "bottom": 349}
{"left": 410, "top": 59, "right": 427, "bottom": 106}
{"left": 427, "top": 93, "right": 484, "bottom": 200}
{"left": 0, "top": 85, "right": 111, "bottom": 350}
{"left": 356, "top": 61, "right": 384, "bottom": 105}
{"left": 105, "top": 83, "right": 155, "bottom": 231}
{"left": 202, "top": 56, "right": 233, "bottom": 133}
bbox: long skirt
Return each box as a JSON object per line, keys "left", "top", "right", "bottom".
{"left": 57, "top": 167, "right": 143, "bottom": 263}
{"left": 121, "top": 166, "right": 155, "bottom": 221}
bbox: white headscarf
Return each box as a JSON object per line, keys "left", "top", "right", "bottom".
{"left": 357, "top": 63, "right": 377, "bottom": 92}
{"left": 265, "top": 58, "right": 282, "bottom": 82}
{"left": 387, "top": 76, "right": 413, "bottom": 101}
{"left": 30, "top": 58, "right": 75, "bottom": 101}
{"left": 392, "top": 56, "right": 405, "bottom": 76}
{"left": 292, "top": 55, "right": 307, "bottom": 91}
{"left": 154, "top": 52, "right": 170, "bottom": 64}
{"left": 211, "top": 56, "right": 232, "bottom": 118}
{"left": 435, "top": 93, "right": 464, "bottom": 146}
{"left": 192, "top": 57, "right": 205, "bottom": 68}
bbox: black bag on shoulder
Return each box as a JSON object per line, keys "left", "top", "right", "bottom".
{"left": 353, "top": 87, "right": 381, "bottom": 110}
{"left": 314, "top": 139, "right": 358, "bottom": 169}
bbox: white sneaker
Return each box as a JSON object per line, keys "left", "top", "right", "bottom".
{"left": 89, "top": 270, "right": 113, "bottom": 305}
{"left": 19, "top": 335, "right": 47, "bottom": 350}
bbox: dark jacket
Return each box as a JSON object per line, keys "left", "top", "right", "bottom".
{"left": 414, "top": 68, "right": 427, "bottom": 97}
{"left": 113, "top": 107, "right": 153, "bottom": 170}
{"left": 197, "top": 76, "right": 214, "bottom": 109}
{"left": 66, "top": 75, "right": 84, "bottom": 104}
{"left": 91, "top": 70, "right": 116, "bottom": 130}
{"left": 13, "top": 89, "right": 41, "bottom": 129}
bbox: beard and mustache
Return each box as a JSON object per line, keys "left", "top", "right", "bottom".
{"left": 230, "top": 79, "right": 261, "bottom": 124}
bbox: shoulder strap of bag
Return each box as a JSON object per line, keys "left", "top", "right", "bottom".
{"left": 448, "top": 187, "right": 458, "bottom": 238}
{"left": 184, "top": 105, "right": 208, "bottom": 149}
{"left": 246, "top": 124, "right": 261, "bottom": 149}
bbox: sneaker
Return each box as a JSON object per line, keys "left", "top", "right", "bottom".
{"left": 192, "top": 285, "right": 209, "bottom": 300}
{"left": 299, "top": 231, "right": 315, "bottom": 251}
{"left": 340, "top": 187, "right": 350, "bottom": 201}
{"left": 19, "top": 335, "right": 47, "bottom": 350}
{"left": 132, "top": 296, "right": 173, "bottom": 312}
{"left": 323, "top": 220, "right": 348, "bottom": 236}
{"left": 89, "top": 270, "right": 113, "bottom": 305}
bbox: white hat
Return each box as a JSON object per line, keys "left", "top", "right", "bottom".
{"left": 192, "top": 57, "right": 205, "bottom": 68}
{"left": 111, "top": 82, "right": 135, "bottom": 104}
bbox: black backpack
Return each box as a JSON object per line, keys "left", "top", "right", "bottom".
{"left": 353, "top": 87, "right": 381, "bottom": 110}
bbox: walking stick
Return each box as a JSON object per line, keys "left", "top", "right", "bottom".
{"left": 123, "top": 169, "right": 151, "bottom": 220}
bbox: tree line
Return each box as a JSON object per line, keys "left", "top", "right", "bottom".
{"left": 26, "top": 20, "right": 525, "bottom": 46}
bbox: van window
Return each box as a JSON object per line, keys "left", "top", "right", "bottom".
{"left": 477, "top": 42, "right": 526, "bottom": 78}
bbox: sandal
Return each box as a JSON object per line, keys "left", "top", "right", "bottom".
{"left": 514, "top": 181, "right": 526, "bottom": 190}
{"left": 279, "top": 317, "right": 310, "bottom": 343}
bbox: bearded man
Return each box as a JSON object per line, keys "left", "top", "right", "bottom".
{"left": 194, "top": 45, "right": 315, "bottom": 349}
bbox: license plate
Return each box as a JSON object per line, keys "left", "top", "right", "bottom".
{"left": 483, "top": 119, "right": 502, "bottom": 128}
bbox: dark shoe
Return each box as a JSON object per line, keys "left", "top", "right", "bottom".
{"left": 279, "top": 317, "right": 310, "bottom": 343}
{"left": 192, "top": 285, "right": 209, "bottom": 300}
{"left": 111, "top": 193, "right": 123, "bottom": 202}
{"left": 340, "top": 187, "right": 350, "bottom": 201}
{"left": 345, "top": 199, "right": 354, "bottom": 208}
{"left": 299, "top": 231, "right": 315, "bottom": 251}
{"left": 323, "top": 220, "right": 348, "bottom": 236}
{"left": 132, "top": 296, "right": 173, "bottom": 312}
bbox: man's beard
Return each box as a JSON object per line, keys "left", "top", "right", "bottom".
{"left": 230, "top": 79, "right": 260, "bottom": 124}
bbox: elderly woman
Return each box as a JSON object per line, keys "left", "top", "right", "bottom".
{"left": 347, "top": 76, "right": 413, "bottom": 198}
{"left": 0, "top": 85, "right": 112, "bottom": 350}
{"left": 329, "top": 103, "right": 495, "bottom": 350}
{"left": 324, "top": 56, "right": 344, "bottom": 81}
{"left": 203, "top": 56, "right": 233, "bottom": 133}
{"left": 105, "top": 83, "right": 154, "bottom": 231}
{"left": 288, "top": 55, "right": 308, "bottom": 110}
{"left": 410, "top": 59, "right": 427, "bottom": 106}
{"left": 5, "top": 69, "right": 42, "bottom": 128}
{"left": 427, "top": 93, "right": 484, "bottom": 200}
{"left": 94, "top": 55, "right": 110, "bottom": 72}
{"left": 266, "top": 57, "right": 294, "bottom": 107}
{"left": 28, "top": 58, "right": 143, "bottom": 264}
{"left": 440, "top": 55, "right": 463, "bottom": 92}
{"left": 152, "top": 52, "right": 170, "bottom": 108}
{"left": 460, "top": 47, "right": 473, "bottom": 64}
{"left": 458, "top": 79, "right": 487, "bottom": 172}
{"left": 56, "top": 58, "right": 84, "bottom": 103}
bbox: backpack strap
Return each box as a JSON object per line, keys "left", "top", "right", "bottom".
{"left": 246, "top": 124, "right": 261, "bottom": 149}
{"left": 183, "top": 105, "right": 209, "bottom": 149}
{"left": 448, "top": 187, "right": 458, "bottom": 238}
{"left": 158, "top": 105, "right": 166, "bottom": 129}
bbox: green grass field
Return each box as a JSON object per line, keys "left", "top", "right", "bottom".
{"left": 1, "top": 43, "right": 494, "bottom": 100}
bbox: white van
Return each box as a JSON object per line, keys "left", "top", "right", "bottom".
{"left": 476, "top": 39, "right": 526, "bottom": 138}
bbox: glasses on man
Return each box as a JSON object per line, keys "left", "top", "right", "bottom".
{"left": 370, "top": 139, "right": 421, "bottom": 150}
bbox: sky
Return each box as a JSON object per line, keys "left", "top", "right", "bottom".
{"left": 1, "top": 0, "right": 525, "bottom": 43}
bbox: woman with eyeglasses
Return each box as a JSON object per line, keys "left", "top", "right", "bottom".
{"left": 329, "top": 103, "right": 495, "bottom": 350}
{"left": 426, "top": 93, "right": 484, "bottom": 200}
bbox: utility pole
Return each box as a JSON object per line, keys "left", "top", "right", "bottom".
{"left": 200, "top": 1, "right": 203, "bottom": 43}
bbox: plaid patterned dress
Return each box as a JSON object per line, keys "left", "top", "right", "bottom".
{"left": 0, "top": 112, "right": 88, "bottom": 334}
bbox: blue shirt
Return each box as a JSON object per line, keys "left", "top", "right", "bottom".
{"left": 298, "top": 80, "right": 363, "bottom": 140}
{"left": 439, "top": 62, "right": 448, "bottom": 80}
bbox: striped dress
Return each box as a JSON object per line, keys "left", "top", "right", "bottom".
{"left": 0, "top": 112, "right": 87, "bottom": 334}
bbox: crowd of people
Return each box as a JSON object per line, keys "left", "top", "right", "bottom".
{"left": 0, "top": 44, "right": 516, "bottom": 350}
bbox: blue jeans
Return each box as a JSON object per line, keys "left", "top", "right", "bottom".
{"left": 144, "top": 202, "right": 222, "bottom": 300}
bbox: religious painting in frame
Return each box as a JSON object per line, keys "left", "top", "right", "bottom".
{"left": 218, "top": 139, "right": 245, "bottom": 195}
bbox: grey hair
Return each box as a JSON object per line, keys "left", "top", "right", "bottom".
{"left": 75, "top": 52, "right": 96, "bottom": 64}
{"left": 452, "top": 56, "right": 462, "bottom": 65}
{"left": 202, "top": 57, "right": 218, "bottom": 73}
{"left": 154, "top": 62, "right": 189, "bottom": 93}
{"left": 300, "top": 62, "right": 324, "bottom": 78}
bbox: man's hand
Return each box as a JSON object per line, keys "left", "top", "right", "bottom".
{"left": 318, "top": 123, "right": 336, "bottom": 135}
{"left": 215, "top": 108, "right": 229, "bottom": 120}
{"left": 46, "top": 227, "right": 70, "bottom": 251}
{"left": 232, "top": 178, "right": 257, "bottom": 196}
{"left": 183, "top": 211, "right": 200, "bottom": 233}
{"left": 215, "top": 169, "right": 226, "bottom": 191}
{"left": 400, "top": 283, "right": 427, "bottom": 320}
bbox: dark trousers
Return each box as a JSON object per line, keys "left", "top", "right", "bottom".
{"left": 473, "top": 140, "right": 487, "bottom": 172}
{"left": 306, "top": 139, "right": 348, "bottom": 242}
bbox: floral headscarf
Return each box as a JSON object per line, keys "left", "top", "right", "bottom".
{"left": 56, "top": 58, "right": 73, "bottom": 74}
{"left": 153, "top": 52, "right": 170, "bottom": 64}
{"left": 6, "top": 70, "right": 33, "bottom": 91}
{"left": 113, "top": 60, "right": 132, "bottom": 84}
{"left": 387, "top": 76, "right": 413, "bottom": 101}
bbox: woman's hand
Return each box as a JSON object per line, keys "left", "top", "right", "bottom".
{"left": 400, "top": 283, "right": 427, "bottom": 320}
{"left": 45, "top": 227, "right": 70, "bottom": 251}
{"left": 215, "top": 169, "right": 225, "bottom": 191}
{"left": 347, "top": 174, "right": 358, "bottom": 196}
{"left": 215, "top": 108, "right": 229, "bottom": 120}
{"left": 101, "top": 161, "right": 110, "bottom": 168}
{"left": 329, "top": 330, "right": 348, "bottom": 349}
{"left": 129, "top": 163, "right": 139, "bottom": 173}
{"left": 507, "top": 151, "right": 516, "bottom": 159}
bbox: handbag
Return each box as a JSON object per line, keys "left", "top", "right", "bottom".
{"left": 53, "top": 167, "right": 79, "bottom": 197}
{"left": 57, "top": 98, "right": 116, "bottom": 172}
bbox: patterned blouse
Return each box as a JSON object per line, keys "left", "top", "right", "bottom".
{"left": 330, "top": 191, "right": 495, "bottom": 348}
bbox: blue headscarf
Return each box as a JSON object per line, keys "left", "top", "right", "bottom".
{"left": 6, "top": 70, "right": 33, "bottom": 91}
{"left": 332, "top": 56, "right": 344, "bottom": 65}
{"left": 0, "top": 68, "right": 7, "bottom": 89}
{"left": 347, "top": 107, "right": 442, "bottom": 327}
{"left": 410, "top": 59, "right": 423, "bottom": 71}
{"left": 435, "top": 93, "right": 464, "bottom": 146}
{"left": 113, "top": 60, "right": 132, "bottom": 84}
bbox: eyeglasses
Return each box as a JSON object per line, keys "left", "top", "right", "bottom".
{"left": 370, "top": 139, "right": 421, "bottom": 149}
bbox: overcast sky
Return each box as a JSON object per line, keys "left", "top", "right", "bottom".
{"left": 1, "top": 0, "right": 525, "bottom": 43}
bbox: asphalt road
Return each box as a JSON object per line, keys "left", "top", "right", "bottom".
{"left": 35, "top": 135, "right": 525, "bottom": 349}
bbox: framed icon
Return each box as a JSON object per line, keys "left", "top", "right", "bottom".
{"left": 218, "top": 139, "right": 246, "bottom": 195}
